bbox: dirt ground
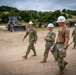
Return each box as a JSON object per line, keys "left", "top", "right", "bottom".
{"left": 0, "top": 27, "right": 76, "bottom": 75}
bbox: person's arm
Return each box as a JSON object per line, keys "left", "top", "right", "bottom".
{"left": 62, "top": 36, "right": 70, "bottom": 54}
{"left": 72, "top": 29, "right": 75, "bottom": 37}
{"left": 45, "top": 32, "right": 56, "bottom": 42}
{"left": 62, "top": 29, "right": 70, "bottom": 54}
{"left": 34, "top": 30, "right": 38, "bottom": 44}
{"left": 22, "top": 30, "right": 28, "bottom": 41}
{"left": 64, "top": 36, "right": 70, "bottom": 49}
{"left": 34, "top": 30, "right": 38, "bottom": 41}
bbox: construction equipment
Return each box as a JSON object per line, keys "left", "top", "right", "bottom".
{"left": 8, "top": 16, "right": 26, "bottom": 32}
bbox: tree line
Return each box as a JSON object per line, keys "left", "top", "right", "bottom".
{"left": 0, "top": 6, "right": 76, "bottom": 23}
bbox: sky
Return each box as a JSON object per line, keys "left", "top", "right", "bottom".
{"left": 0, "top": 0, "right": 76, "bottom": 11}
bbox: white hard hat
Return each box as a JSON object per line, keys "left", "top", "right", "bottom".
{"left": 57, "top": 16, "right": 66, "bottom": 23}
{"left": 29, "top": 21, "right": 33, "bottom": 24}
{"left": 74, "top": 23, "right": 76, "bottom": 26}
{"left": 47, "top": 23, "right": 54, "bottom": 28}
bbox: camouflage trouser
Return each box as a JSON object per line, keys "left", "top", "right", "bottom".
{"left": 53, "top": 44, "right": 67, "bottom": 71}
{"left": 43, "top": 43, "right": 53, "bottom": 60}
{"left": 26, "top": 42, "right": 36, "bottom": 56}
{"left": 52, "top": 47, "right": 59, "bottom": 61}
{"left": 73, "top": 38, "right": 76, "bottom": 48}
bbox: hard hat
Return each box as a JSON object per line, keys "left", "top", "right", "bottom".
{"left": 57, "top": 16, "right": 66, "bottom": 23}
{"left": 74, "top": 23, "right": 76, "bottom": 26}
{"left": 47, "top": 23, "right": 54, "bottom": 28}
{"left": 29, "top": 21, "right": 33, "bottom": 24}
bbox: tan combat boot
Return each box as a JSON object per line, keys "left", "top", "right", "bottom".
{"left": 72, "top": 46, "right": 75, "bottom": 50}
{"left": 31, "top": 54, "right": 37, "bottom": 57}
{"left": 56, "top": 71, "right": 64, "bottom": 75}
{"left": 64, "top": 61, "right": 68, "bottom": 68}
{"left": 40, "top": 59, "right": 46, "bottom": 63}
{"left": 22, "top": 55, "right": 27, "bottom": 59}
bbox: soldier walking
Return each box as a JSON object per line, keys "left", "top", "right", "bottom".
{"left": 54, "top": 16, "right": 70, "bottom": 75}
{"left": 40, "top": 23, "right": 56, "bottom": 63}
{"left": 22, "top": 21, "right": 38, "bottom": 59}
{"left": 72, "top": 23, "right": 76, "bottom": 49}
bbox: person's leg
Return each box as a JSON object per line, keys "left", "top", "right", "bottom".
{"left": 72, "top": 39, "right": 76, "bottom": 49}
{"left": 74, "top": 39, "right": 76, "bottom": 49}
{"left": 57, "top": 51, "right": 67, "bottom": 75}
{"left": 43, "top": 47, "right": 49, "bottom": 60}
{"left": 22, "top": 42, "right": 32, "bottom": 58}
{"left": 52, "top": 46, "right": 59, "bottom": 61}
{"left": 31, "top": 42, "right": 37, "bottom": 56}
{"left": 40, "top": 46, "right": 50, "bottom": 63}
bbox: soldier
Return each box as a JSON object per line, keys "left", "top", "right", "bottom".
{"left": 40, "top": 23, "right": 56, "bottom": 63}
{"left": 55, "top": 16, "right": 70, "bottom": 75}
{"left": 72, "top": 23, "right": 76, "bottom": 49}
{"left": 22, "top": 21, "right": 38, "bottom": 59}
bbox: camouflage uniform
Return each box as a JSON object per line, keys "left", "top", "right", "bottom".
{"left": 72, "top": 28, "right": 76, "bottom": 49}
{"left": 24, "top": 27, "right": 38, "bottom": 58}
{"left": 43, "top": 31, "right": 56, "bottom": 61}
{"left": 54, "top": 27, "right": 70, "bottom": 72}
{"left": 54, "top": 44, "right": 66, "bottom": 71}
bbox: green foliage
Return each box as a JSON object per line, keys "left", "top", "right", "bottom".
{"left": 61, "top": 13, "right": 67, "bottom": 19}
{"left": 0, "top": 6, "right": 13, "bottom": 11}
{"left": 62, "top": 9, "right": 76, "bottom": 16}
{"left": 0, "top": 14, "right": 9, "bottom": 23}
{"left": 0, "top": 6, "right": 76, "bottom": 24}
{"left": 62, "top": 9, "right": 67, "bottom": 13}
{"left": 68, "top": 14, "right": 72, "bottom": 18}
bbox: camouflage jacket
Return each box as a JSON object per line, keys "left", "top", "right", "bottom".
{"left": 24, "top": 27, "right": 38, "bottom": 42}
{"left": 46, "top": 31, "right": 56, "bottom": 44}
{"left": 72, "top": 28, "right": 76, "bottom": 39}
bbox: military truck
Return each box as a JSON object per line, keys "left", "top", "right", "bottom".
{"left": 8, "top": 16, "right": 26, "bottom": 32}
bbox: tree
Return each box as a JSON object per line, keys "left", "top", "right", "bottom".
{"left": 9, "top": 8, "right": 19, "bottom": 16}
{"left": 62, "top": 9, "right": 66, "bottom": 13}
{"left": 0, "top": 14, "right": 9, "bottom": 23}
{"left": 61, "top": 13, "right": 67, "bottom": 19}
{"left": 68, "top": 14, "right": 72, "bottom": 18}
